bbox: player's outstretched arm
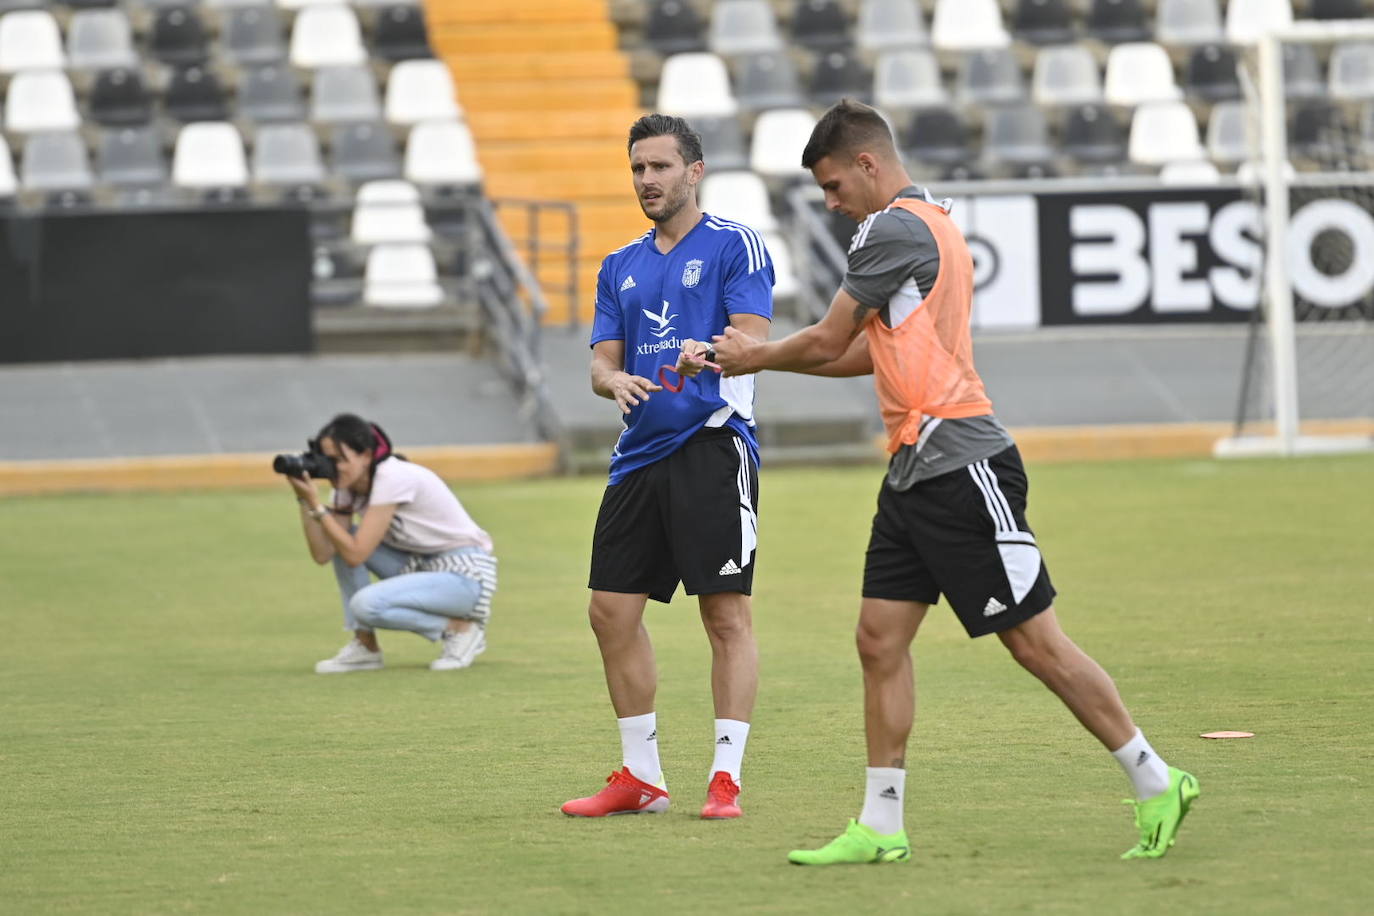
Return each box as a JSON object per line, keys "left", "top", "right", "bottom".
{"left": 591, "top": 339, "right": 662, "bottom": 414}
{"left": 798, "top": 331, "right": 873, "bottom": 378}
{"left": 713, "top": 287, "right": 873, "bottom": 376}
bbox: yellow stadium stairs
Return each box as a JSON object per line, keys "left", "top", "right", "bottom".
{"left": 426, "top": 0, "right": 648, "bottom": 325}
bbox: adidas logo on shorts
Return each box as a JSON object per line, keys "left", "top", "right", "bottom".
{"left": 719, "top": 558, "right": 742, "bottom": 576}
{"left": 983, "top": 597, "right": 1008, "bottom": 616}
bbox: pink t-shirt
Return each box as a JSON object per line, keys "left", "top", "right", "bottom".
{"left": 333, "top": 458, "right": 492, "bottom": 554}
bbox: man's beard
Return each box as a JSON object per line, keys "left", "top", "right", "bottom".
{"left": 642, "top": 183, "right": 689, "bottom": 223}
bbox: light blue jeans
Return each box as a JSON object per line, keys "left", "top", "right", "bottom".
{"left": 334, "top": 542, "right": 485, "bottom": 642}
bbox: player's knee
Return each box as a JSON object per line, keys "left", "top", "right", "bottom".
{"left": 855, "top": 621, "right": 902, "bottom": 670}
{"left": 701, "top": 605, "right": 752, "bottom": 643}
{"left": 587, "top": 596, "right": 635, "bottom": 641}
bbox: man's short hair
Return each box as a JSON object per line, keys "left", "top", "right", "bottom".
{"left": 801, "top": 99, "right": 897, "bottom": 170}
{"left": 627, "top": 113, "right": 704, "bottom": 165}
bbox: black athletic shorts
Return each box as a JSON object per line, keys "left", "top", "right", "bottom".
{"left": 863, "top": 445, "right": 1056, "bottom": 638}
{"left": 589, "top": 427, "right": 759, "bottom": 603}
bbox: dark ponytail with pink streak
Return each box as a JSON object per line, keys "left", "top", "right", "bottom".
{"left": 315, "top": 413, "right": 406, "bottom": 495}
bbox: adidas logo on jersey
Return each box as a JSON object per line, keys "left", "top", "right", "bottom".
{"left": 983, "top": 597, "right": 1008, "bottom": 616}
{"left": 719, "top": 559, "right": 742, "bottom": 576}
{"left": 619, "top": 275, "right": 636, "bottom": 291}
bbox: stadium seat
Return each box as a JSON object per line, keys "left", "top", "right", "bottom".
{"left": 372, "top": 4, "right": 431, "bottom": 61}
{"left": 1225, "top": 0, "right": 1292, "bottom": 47}
{"left": 5, "top": 71, "right": 80, "bottom": 133}
{"left": 21, "top": 131, "right": 93, "bottom": 192}
{"left": 733, "top": 50, "right": 806, "bottom": 113}
{"left": 1289, "top": 101, "right": 1350, "bottom": 161}
{"left": 749, "top": 108, "right": 817, "bottom": 179}
{"left": 1010, "top": 0, "right": 1075, "bottom": 47}
{"left": 220, "top": 2, "right": 286, "bottom": 65}
{"left": 1155, "top": 0, "right": 1223, "bottom": 48}
{"left": 1085, "top": 0, "right": 1150, "bottom": 44}
{"left": 290, "top": 4, "right": 366, "bottom": 68}
{"left": 385, "top": 59, "right": 461, "bottom": 126}
{"left": 1031, "top": 45, "right": 1102, "bottom": 107}
{"left": 311, "top": 65, "right": 382, "bottom": 123}
{"left": 253, "top": 122, "right": 326, "bottom": 190}
{"left": 856, "top": 0, "right": 929, "bottom": 53}
{"left": 1309, "top": 0, "right": 1367, "bottom": 19}
{"left": 351, "top": 179, "right": 431, "bottom": 244}
{"left": 699, "top": 170, "right": 778, "bottom": 231}
{"left": 982, "top": 105, "right": 1055, "bottom": 172}
{"left": 364, "top": 244, "right": 444, "bottom": 308}
{"left": 644, "top": 0, "right": 707, "bottom": 56}
{"left": 956, "top": 48, "right": 1025, "bottom": 106}
{"left": 1182, "top": 44, "right": 1241, "bottom": 102}
{"left": 708, "top": 0, "right": 784, "bottom": 57}
{"left": 88, "top": 67, "right": 154, "bottom": 126}
{"left": 165, "top": 65, "right": 229, "bottom": 122}
{"left": 1282, "top": 44, "right": 1327, "bottom": 100}
{"left": 874, "top": 49, "right": 949, "bottom": 111}
{"left": 695, "top": 115, "right": 749, "bottom": 171}
{"left": 931, "top": 0, "right": 1010, "bottom": 51}
{"left": 0, "top": 9, "right": 65, "bottom": 72}
{"left": 238, "top": 64, "right": 307, "bottom": 122}
{"left": 1128, "top": 101, "right": 1204, "bottom": 165}
{"left": 1063, "top": 103, "right": 1127, "bottom": 164}
{"left": 66, "top": 9, "right": 138, "bottom": 71}
{"left": 0, "top": 134, "right": 17, "bottom": 200}
{"left": 330, "top": 122, "right": 401, "bottom": 182}
{"left": 172, "top": 121, "right": 249, "bottom": 189}
{"left": 657, "top": 52, "right": 738, "bottom": 117}
{"left": 1104, "top": 42, "right": 1182, "bottom": 105}
{"left": 791, "top": 0, "right": 850, "bottom": 52}
{"left": 1159, "top": 159, "right": 1220, "bottom": 184}
{"left": 902, "top": 107, "right": 971, "bottom": 168}
{"left": 149, "top": 5, "right": 208, "bottom": 67}
{"left": 404, "top": 119, "right": 483, "bottom": 188}
{"left": 1328, "top": 41, "right": 1374, "bottom": 101}
{"left": 759, "top": 231, "right": 798, "bottom": 299}
{"left": 1205, "top": 100, "right": 1250, "bottom": 164}
{"left": 810, "top": 48, "right": 872, "bottom": 107}
{"left": 97, "top": 126, "right": 167, "bottom": 188}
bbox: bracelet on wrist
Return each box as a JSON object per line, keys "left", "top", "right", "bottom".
{"left": 308, "top": 505, "right": 329, "bottom": 521}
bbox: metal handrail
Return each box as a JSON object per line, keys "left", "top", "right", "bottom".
{"left": 490, "top": 197, "right": 581, "bottom": 330}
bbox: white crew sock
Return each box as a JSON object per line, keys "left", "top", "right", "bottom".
{"left": 858, "top": 767, "right": 906, "bottom": 837}
{"left": 709, "top": 718, "right": 750, "bottom": 782}
{"left": 618, "top": 712, "right": 663, "bottom": 786}
{"left": 1111, "top": 728, "right": 1171, "bottom": 800}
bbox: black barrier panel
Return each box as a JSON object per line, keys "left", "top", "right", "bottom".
{"left": 1036, "top": 188, "right": 1258, "bottom": 326}
{"left": 0, "top": 208, "right": 311, "bottom": 363}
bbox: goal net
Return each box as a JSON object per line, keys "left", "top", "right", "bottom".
{"left": 1219, "top": 21, "right": 1374, "bottom": 457}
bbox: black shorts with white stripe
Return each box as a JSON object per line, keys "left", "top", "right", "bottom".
{"left": 862, "top": 445, "right": 1055, "bottom": 638}
{"left": 589, "top": 426, "right": 759, "bottom": 603}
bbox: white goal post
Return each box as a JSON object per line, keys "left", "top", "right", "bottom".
{"left": 1215, "top": 19, "right": 1374, "bottom": 458}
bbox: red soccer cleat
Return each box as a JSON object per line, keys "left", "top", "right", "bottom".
{"left": 700, "top": 771, "right": 742, "bottom": 819}
{"left": 561, "top": 767, "right": 670, "bottom": 817}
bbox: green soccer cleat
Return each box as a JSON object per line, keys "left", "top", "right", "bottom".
{"left": 1121, "top": 767, "right": 1200, "bottom": 860}
{"left": 788, "top": 819, "right": 911, "bottom": 866}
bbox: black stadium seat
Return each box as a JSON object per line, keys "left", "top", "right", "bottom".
{"left": 149, "top": 5, "right": 208, "bottom": 67}
{"left": 1086, "top": 0, "right": 1150, "bottom": 44}
{"left": 644, "top": 0, "right": 707, "bottom": 55}
{"left": 809, "top": 47, "right": 871, "bottom": 107}
{"left": 790, "top": 0, "right": 851, "bottom": 52}
{"left": 88, "top": 67, "right": 153, "bottom": 126}
{"left": 373, "top": 4, "right": 432, "bottom": 61}
{"left": 1012, "top": 0, "right": 1075, "bottom": 46}
{"left": 903, "top": 107, "right": 971, "bottom": 169}
{"left": 165, "top": 65, "right": 228, "bottom": 123}
{"left": 1063, "top": 103, "right": 1127, "bottom": 164}
{"left": 1183, "top": 44, "right": 1241, "bottom": 102}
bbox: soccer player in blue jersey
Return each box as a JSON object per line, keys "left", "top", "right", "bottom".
{"left": 561, "top": 114, "right": 775, "bottom": 820}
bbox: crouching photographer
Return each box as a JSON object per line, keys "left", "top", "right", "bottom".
{"left": 277, "top": 413, "right": 497, "bottom": 674}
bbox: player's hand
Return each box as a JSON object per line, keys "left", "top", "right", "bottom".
{"left": 711, "top": 326, "right": 759, "bottom": 377}
{"left": 673, "top": 338, "right": 714, "bottom": 378}
{"left": 609, "top": 371, "right": 662, "bottom": 414}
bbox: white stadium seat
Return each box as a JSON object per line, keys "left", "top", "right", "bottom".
{"left": 66, "top": 9, "right": 139, "bottom": 72}
{"left": 0, "top": 133, "right": 16, "bottom": 198}
{"left": 1225, "top": 0, "right": 1292, "bottom": 47}
{"left": 931, "top": 0, "right": 1010, "bottom": 51}
{"left": 760, "top": 231, "right": 799, "bottom": 299}
{"left": 699, "top": 171, "right": 778, "bottom": 231}
{"left": 1129, "top": 101, "right": 1204, "bottom": 165}
{"left": 385, "top": 59, "right": 461, "bottom": 126}
{"left": 1104, "top": 42, "right": 1182, "bottom": 106}
{"left": 1155, "top": 0, "right": 1224, "bottom": 48}
{"left": 750, "top": 108, "right": 818, "bottom": 179}
{"left": 857, "top": 0, "right": 929, "bottom": 53}
{"left": 365, "top": 244, "right": 444, "bottom": 307}
{"left": 1159, "top": 160, "right": 1221, "bottom": 184}
{"left": 1032, "top": 45, "right": 1103, "bottom": 107}
{"left": 289, "top": 4, "right": 366, "bottom": 68}
{"left": 172, "top": 122, "right": 249, "bottom": 188}
{"left": 657, "top": 52, "right": 738, "bottom": 117}
{"left": 351, "top": 179, "right": 432, "bottom": 244}
{"left": 708, "top": 0, "right": 784, "bottom": 57}
{"left": 404, "top": 120, "right": 483, "bottom": 187}
{"left": 874, "top": 49, "right": 949, "bottom": 110}
{"left": 5, "top": 71, "right": 80, "bottom": 134}
{"left": 0, "top": 9, "right": 66, "bottom": 73}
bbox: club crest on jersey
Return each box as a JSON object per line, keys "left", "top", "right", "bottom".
{"left": 681, "top": 259, "right": 703, "bottom": 288}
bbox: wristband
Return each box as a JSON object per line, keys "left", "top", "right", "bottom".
{"left": 308, "top": 505, "right": 329, "bottom": 521}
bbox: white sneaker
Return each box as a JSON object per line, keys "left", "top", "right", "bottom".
{"left": 314, "top": 638, "right": 383, "bottom": 674}
{"left": 430, "top": 627, "right": 486, "bottom": 671}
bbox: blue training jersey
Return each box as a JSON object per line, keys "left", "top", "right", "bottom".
{"left": 591, "top": 212, "right": 775, "bottom": 484}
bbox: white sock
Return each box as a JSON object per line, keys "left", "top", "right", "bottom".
{"left": 709, "top": 718, "right": 750, "bottom": 782}
{"left": 618, "top": 712, "right": 663, "bottom": 786}
{"left": 1111, "top": 728, "right": 1170, "bottom": 800}
{"left": 858, "top": 767, "right": 906, "bottom": 836}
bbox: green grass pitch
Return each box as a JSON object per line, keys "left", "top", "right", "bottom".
{"left": 2, "top": 455, "right": 1372, "bottom": 914}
